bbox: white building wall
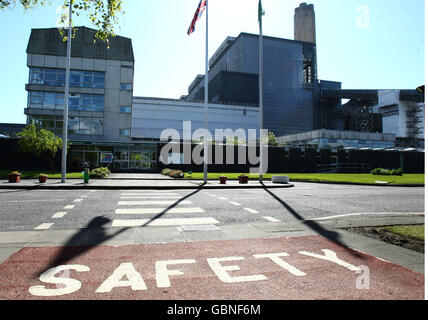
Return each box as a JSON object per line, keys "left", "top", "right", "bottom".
{"left": 374, "top": 90, "right": 424, "bottom": 139}
{"left": 132, "top": 98, "right": 260, "bottom": 141}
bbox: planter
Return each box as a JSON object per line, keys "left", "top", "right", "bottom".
{"left": 272, "top": 175, "right": 289, "bottom": 184}
{"left": 8, "top": 174, "right": 21, "bottom": 183}
{"left": 238, "top": 175, "right": 249, "bottom": 184}
{"left": 219, "top": 176, "right": 227, "bottom": 184}
{"left": 39, "top": 175, "right": 48, "bottom": 183}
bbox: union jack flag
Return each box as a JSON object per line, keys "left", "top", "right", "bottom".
{"left": 187, "top": 0, "right": 207, "bottom": 35}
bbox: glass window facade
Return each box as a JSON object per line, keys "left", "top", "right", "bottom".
{"left": 120, "top": 129, "right": 131, "bottom": 136}
{"left": 30, "top": 115, "right": 104, "bottom": 136}
{"left": 29, "top": 68, "right": 105, "bottom": 89}
{"left": 285, "top": 138, "right": 395, "bottom": 150}
{"left": 28, "top": 92, "right": 104, "bottom": 112}
{"left": 120, "top": 106, "right": 132, "bottom": 113}
{"left": 120, "top": 83, "right": 132, "bottom": 91}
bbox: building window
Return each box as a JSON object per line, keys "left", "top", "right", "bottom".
{"left": 120, "top": 106, "right": 132, "bottom": 113}
{"left": 28, "top": 91, "right": 104, "bottom": 112}
{"left": 120, "top": 129, "right": 131, "bottom": 136}
{"left": 30, "top": 115, "right": 104, "bottom": 136}
{"left": 29, "top": 68, "right": 105, "bottom": 89}
{"left": 303, "top": 57, "right": 313, "bottom": 84}
{"left": 120, "top": 83, "right": 132, "bottom": 91}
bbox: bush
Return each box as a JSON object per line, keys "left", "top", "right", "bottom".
{"left": 161, "top": 168, "right": 174, "bottom": 176}
{"left": 169, "top": 170, "right": 184, "bottom": 179}
{"left": 371, "top": 168, "right": 404, "bottom": 176}
{"left": 90, "top": 167, "right": 111, "bottom": 178}
{"left": 391, "top": 168, "right": 403, "bottom": 176}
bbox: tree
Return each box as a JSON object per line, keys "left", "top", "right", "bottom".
{"left": 268, "top": 131, "right": 279, "bottom": 146}
{"left": 0, "top": 0, "right": 124, "bottom": 42}
{"left": 17, "top": 124, "right": 64, "bottom": 173}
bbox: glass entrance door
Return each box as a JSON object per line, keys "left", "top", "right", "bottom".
{"left": 113, "top": 145, "right": 157, "bottom": 171}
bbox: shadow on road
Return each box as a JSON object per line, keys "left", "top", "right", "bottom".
{"left": 261, "top": 183, "right": 365, "bottom": 259}
{"left": 33, "top": 188, "right": 203, "bottom": 277}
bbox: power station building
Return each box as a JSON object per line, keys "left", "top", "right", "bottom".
{"left": 15, "top": 3, "right": 424, "bottom": 172}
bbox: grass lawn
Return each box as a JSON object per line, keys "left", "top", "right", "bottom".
{"left": 0, "top": 170, "right": 83, "bottom": 179}
{"left": 183, "top": 172, "right": 425, "bottom": 185}
{"left": 381, "top": 225, "right": 425, "bottom": 240}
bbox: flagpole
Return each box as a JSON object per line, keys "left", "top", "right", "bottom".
{"left": 61, "top": 0, "right": 72, "bottom": 183}
{"left": 203, "top": 0, "right": 209, "bottom": 184}
{"left": 258, "top": 1, "right": 264, "bottom": 183}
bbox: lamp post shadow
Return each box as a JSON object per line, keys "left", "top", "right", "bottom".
{"left": 260, "top": 182, "right": 365, "bottom": 259}
{"left": 33, "top": 188, "right": 203, "bottom": 278}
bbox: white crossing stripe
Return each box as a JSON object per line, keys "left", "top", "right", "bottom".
{"left": 34, "top": 223, "right": 54, "bottom": 230}
{"left": 115, "top": 207, "right": 205, "bottom": 215}
{"left": 64, "top": 205, "right": 75, "bottom": 210}
{"left": 218, "top": 197, "right": 228, "bottom": 201}
{"left": 120, "top": 196, "right": 181, "bottom": 199}
{"left": 230, "top": 201, "right": 242, "bottom": 206}
{"left": 73, "top": 199, "right": 83, "bottom": 203}
{"left": 112, "top": 217, "right": 220, "bottom": 227}
{"left": 118, "top": 200, "right": 193, "bottom": 206}
{"left": 121, "top": 192, "right": 180, "bottom": 196}
{"left": 262, "top": 216, "right": 282, "bottom": 223}
{"left": 244, "top": 208, "right": 259, "bottom": 214}
{"left": 52, "top": 212, "right": 68, "bottom": 219}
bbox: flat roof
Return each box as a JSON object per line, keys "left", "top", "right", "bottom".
{"left": 27, "top": 26, "right": 134, "bottom": 62}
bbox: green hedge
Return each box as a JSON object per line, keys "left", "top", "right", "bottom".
{"left": 371, "top": 168, "right": 403, "bottom": 176}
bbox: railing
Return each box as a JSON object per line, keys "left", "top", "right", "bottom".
{"left": 317, "top": 163, "right": 372, "bottom": 173}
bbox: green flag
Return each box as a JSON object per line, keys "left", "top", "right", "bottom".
{"left": 258, "top": 0, "right": 265, "bottom": 24}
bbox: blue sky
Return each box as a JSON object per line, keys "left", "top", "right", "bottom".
{"left": 0, "top": 0, "right": 425, "bottom": 124}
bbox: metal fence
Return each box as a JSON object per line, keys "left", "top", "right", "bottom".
{"left": 317, "top": 163, "right": 372, "bottom": 173}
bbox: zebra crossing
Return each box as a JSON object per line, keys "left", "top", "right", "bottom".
{"left": 111, "top": 190, "right": 220, "bottom": 228}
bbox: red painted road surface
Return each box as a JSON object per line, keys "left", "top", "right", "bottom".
{"left": 0, "top": 235, "right": 424, "bottom": 300}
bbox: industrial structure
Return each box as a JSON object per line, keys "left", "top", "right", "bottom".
{"left": 0, "top": 2, "right": 424, "bottom": 172}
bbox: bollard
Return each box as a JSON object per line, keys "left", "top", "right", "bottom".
{"left": 84, "top": 168, "right": 90, "bottom": 184}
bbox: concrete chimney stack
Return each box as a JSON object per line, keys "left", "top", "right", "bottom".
{"left": 294, "top": 3, "right": 316, "bottom": 44}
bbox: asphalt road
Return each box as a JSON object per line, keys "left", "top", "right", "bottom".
{"left": 0, "top": 182, "right": 424, "bottom": 232}
{"left": 0, "top": 182, "right": 424, "bottom": 301}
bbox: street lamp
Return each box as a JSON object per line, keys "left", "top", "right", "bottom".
{"left": 61, "top": 0, "right": 73, "bottom": 183}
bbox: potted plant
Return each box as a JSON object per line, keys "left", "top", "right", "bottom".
{"left": 219, "top": 176, "right": 227, "bottom": 184}
{"left": 39, "top": 173, "right": 48, "bottom": 183}
{"left": 8, "top": 171, "right": 21, "bottom": 183}
{"left": 238, "top": 174, "right": 249, "bottom": 184}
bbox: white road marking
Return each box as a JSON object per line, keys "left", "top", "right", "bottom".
{"left": 244, "top": 208, "right": 259, "bottom": 214}
{"left": 34, "top": 223, "right": 54, "bottom": 230}
{"left": 230, "top": 201, "right": 242, "bottom": 206}
{"left": 73, "top": 199, "right": 83, "bottom": 203}
{"left": 312, "top": 212, "right": 425, "bottom": 221}
{"left": 262, "top": 216, "right": 282, "bottom": 223}
{"left": 64, "top": 205, "right": 75, "bottom": 210}
{"left": 118, "top": 200, "right": 193, "bottom": 206}
{"left": 52, "top": 212, "right": 68, "bottom": 219}
{"left": 121, "top": 192, "right": 180, "bottom": 196}
{"left": 218, "top": 197, "right": 228, "bottom": 201}
{"left": 115, "top": 207, "right": 205, "bottom": 215}
{"left": 112, "top": 217, "right": 220, "bottom": 227}
{"left": 120, "top": 196, "right": 181, "bottom": 199}
{"left": 1, "top": 200, "right": 66, "bottom": 203}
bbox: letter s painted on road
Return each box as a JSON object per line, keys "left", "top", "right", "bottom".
{"left": 29, "top": 265, "right": 90, "bottom": 297}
